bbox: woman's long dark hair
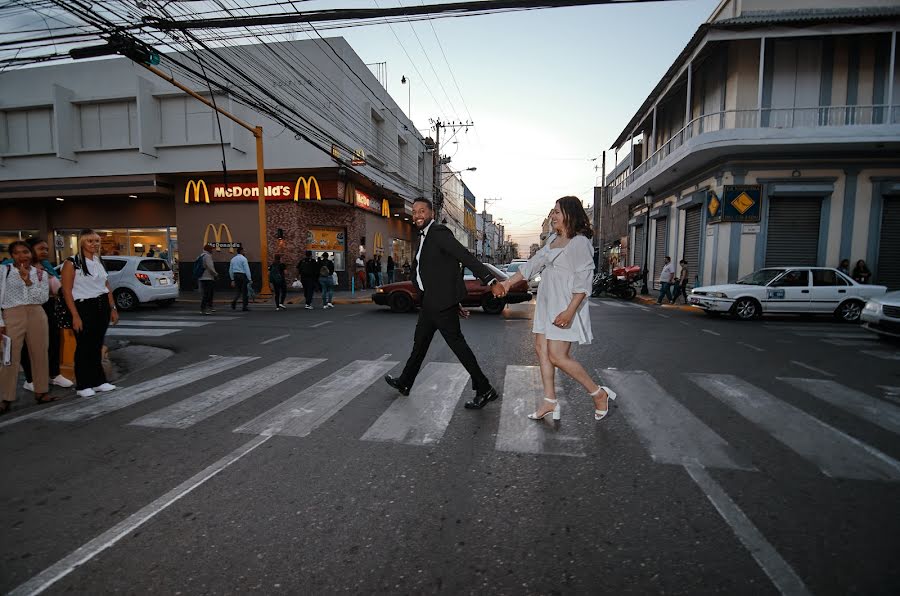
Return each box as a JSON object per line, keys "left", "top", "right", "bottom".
{"left": 557, "top": 196, "right": 593, "bottom": 239}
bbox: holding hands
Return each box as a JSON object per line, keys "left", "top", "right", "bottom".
{"left": 491, "top": 280, "right": 507, "bottom": 299}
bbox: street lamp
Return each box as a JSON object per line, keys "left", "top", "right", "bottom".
{"left": 640, "top": 187, "right": 654, "bottom": 295}
{"left": 401, "top": 75, "right": 411, "bottom": 120}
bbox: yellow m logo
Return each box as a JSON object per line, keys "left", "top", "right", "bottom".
{"left": 293, "top": 176, "right": 321, "bottom": 201}
{"left": 374, "top": 232, "right": 384, "bottom": 252}
{"left": 381, "top": 199, "right": 390, "bottom": 217}
{"left": 185, "top": 179, "right": 210, "bottom": 204}
{"left": 202, "top": 223, "right": 235, "bottom": 253}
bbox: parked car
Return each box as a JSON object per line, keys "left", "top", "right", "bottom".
{"left": 372, "top": 263, "right": 531, "bottom": 314}
{"left": 860, "top": 290, "right": 900, "bottom": 339}
{"left": 688, "top": 267, "right": 887, "bottom": 322}
{"left": 505, "top": 260, "right": 540, "bottom": 293}
{"left": 102, "top": 256, "right": 178, "bottom": 311}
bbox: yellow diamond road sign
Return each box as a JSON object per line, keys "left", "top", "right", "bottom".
{"left": 708, "top": 194, "right": 720, "bottom": 217}
{"left": 731, "top": 191, "right": 755, "bottom": 215}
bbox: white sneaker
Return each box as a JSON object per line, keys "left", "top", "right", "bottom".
{"left": 23, "top": 381, "right": 34, "bottom": 393}
{"left": 327, "top": 303, "right": 335, "bottom": 309}
{"left": 76, "top": 388, "right": 96, "bottom": 398}
{"left": 93, "top": 383, "right": 117, "bottom": 392}
{"left": 305, "top": 305, "right": 313, "bottom": 310}
{"left": 52, "top": 374, "right": 74, "bottom": 388}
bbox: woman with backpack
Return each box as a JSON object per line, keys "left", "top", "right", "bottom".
{"left": 318, "top": 253, "right": 336, "bottom": 309}
{"left": 61, "top": 229, "right": 119, "bottom": 398}
{"left": 268, "top": 254, "right": 288, "bottom": 310}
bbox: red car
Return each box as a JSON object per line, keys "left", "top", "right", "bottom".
{"left": 372, "top": 263, "right": 532, "bottom": 314}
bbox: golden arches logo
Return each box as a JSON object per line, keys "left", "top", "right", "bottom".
{"left": 381, "top": 199, "right": 390, "bottom": 217}
{"left": 203, "top": 223, "right": 235, "bottom": 253}
{"left": 374, "top": 232, "right": 384, "bottom": 253}
{"left": 293, "top": 176, "right": 321, "bottom": 201}
{"left": 185, "top": 180, "right": 210, "bottom": 204}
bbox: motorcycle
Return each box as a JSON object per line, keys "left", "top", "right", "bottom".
{"left": 591, "top": 265, "right": 640, "bottom": 300}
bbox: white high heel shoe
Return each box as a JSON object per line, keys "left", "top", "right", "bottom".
{"left": 591, "top": 386, "right": 617, "bottom": 421}
{"left": 528, "top": 397, "right": 561, "bottom": 421}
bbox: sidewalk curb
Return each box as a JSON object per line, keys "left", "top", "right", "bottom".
{"left": 633, "top": 294, "right": 697, "bottom": 313}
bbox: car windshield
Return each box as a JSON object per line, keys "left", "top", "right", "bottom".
{"left": 736, "top": 269, "right": 784, "bottom": 286}
{"left": 506, "top": 263, "right": 521, "bottom": 273}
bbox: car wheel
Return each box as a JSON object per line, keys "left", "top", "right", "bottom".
{"left": 731, "top": 297, "right": 760, "bottom": 321}
{"left": 482, "top": 295, "right": 506, "bottom": 314}
{"left": 835, "top": 299, "right": 863, "bottom": 323}
{"left": 157, "top": 299, "right": 175, "bottom": 308}
{"left": 390, "top": 292, "right": 413, "bottom": 313}
{"left": 114, "top": 288, "right": 139, "bottom": 311}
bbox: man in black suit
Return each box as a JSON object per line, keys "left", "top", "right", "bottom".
{"left": 385, "top": 197, "right": 508, "bottom": 409}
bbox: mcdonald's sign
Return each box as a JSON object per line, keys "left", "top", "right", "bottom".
{"left": 293, "top": 176, "right": 321, "bottom": 201}
{"left": 185, "top": 179, "right": 210, "bottom": 204}
{"left": 373, "top": 232, "right": 384, "bottom": 253}
{"left": 202, "top": 223, "right": 239, "bottom": 253}
{"left": 381, "top": 199, "right": 390, "bottom": 217}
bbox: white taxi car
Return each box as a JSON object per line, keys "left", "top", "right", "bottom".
{"left": 860, "top": 290, "right": 900, "bottom": 339}
{"left": 689, "top": 267, "right": 887, "bottom": 322}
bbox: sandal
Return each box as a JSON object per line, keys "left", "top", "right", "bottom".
{"left": 0, "top": 400, "right": 12, "bottom": 415}
{"left": 35, "top": 393, "right": 60, "bottom": 404}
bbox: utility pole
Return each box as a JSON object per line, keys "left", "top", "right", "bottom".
{"left": 481, "top": 197, "right": 501, "bottom": 263}
{"left": 593, "top": 151, "right": 605, "bottom": 268}
{"left": 432, "top": 119, "right": 474, "bottom": 223}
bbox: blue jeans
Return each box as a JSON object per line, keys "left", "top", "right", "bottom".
{"left": 657, "top": 282, "right": 673, "bottom": 304}
{"left": 320, "top": 277, "right": 334, "bottom": 305}
{"left": 367, "top": 273, "right": 376, "bottom": 288}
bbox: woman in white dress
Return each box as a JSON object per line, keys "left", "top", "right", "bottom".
{"left": 500, "top": 196, "right": 616, "bottom": 421}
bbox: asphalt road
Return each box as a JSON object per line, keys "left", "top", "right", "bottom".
{"left": 2, "top": 294, "right": 899, "bottom": 595}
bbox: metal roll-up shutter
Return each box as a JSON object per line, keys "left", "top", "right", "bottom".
{"left": 682, "top": 206, "right": 701, "bottom": 289}
{"left": 654, "top": 218, "right": 668, "bottom": 288}
{"left": 876, "top": 196, "right": 900, "bottom": 289}
{"left": 765, "top": 198, "right": 821, "bottom": 267}
{"left": 633, "top": 225, "right": 645, "bottom": 268}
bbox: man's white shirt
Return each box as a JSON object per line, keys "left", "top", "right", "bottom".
{"left": 415, "top": 220, "right": 435, "bottom": 291}
{"left": 660, "top": 262, "right": 676, "bottom": 283}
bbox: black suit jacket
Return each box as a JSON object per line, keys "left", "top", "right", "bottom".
{"left": 412, "top": 223, "right": 497, "bottom": 312}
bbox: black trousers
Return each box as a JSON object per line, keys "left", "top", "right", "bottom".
{"left": 21, "top": 297, "right": 61, "bottom": 382}
{"left": 199, "top": 280, "right": 215, "bottom": 311}
{"left": 74, "top": 297, "right": 110, "bottom": 390}
{"left": 272, "top": 280, "right": 287, "bottom": 306}
{"left": 231, "top": 273, "right": 249, "bottom": 309}
{"left": 301, "top": 276, "right": 317, "bottom": 305}
{"left": 399, "top": 303, "right": 491, "bottom": 393}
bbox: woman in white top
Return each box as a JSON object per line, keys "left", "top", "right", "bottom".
{"left": 501, "top": 196, "right": 617, "bottom": 422}
{"left": 0, "top": 241, "right": 54, "bottom": 413}
{"left": 61, "top": 229, "right": 119, "bottom": 398}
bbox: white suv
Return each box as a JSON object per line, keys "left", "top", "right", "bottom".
{"left": 102, "top": 256, "right": 178, "bottom": 311}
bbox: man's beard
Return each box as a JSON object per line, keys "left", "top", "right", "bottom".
{"left": 416, "top": 217, "right": 433, "bottom": 229}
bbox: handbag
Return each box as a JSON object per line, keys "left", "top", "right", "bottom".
{"left": 54, "top": 294, "right": 73, "bottom": 329}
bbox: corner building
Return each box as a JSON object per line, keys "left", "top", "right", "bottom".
{"left": 607, "top": 0, "right": 900, "bottom": 291}
{"left": 0, "top": 38, "right": 428, "bottom": 290}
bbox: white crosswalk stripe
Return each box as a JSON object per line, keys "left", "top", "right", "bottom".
{"left": 687, "top": 373, "right": 900, "bottom": 481}
{"left": 361, "top": 362, "right": 468, "bottom": 446}
{"left": 39, "top": 356, "right": 258, "bottom": 423}
{"left": 129, "top": 357, "right": 326, "bottom": 429}
{"left": 861, "top": 350, "right": 900, "bottom": 360}
{"left": 115, "top": 320, "right": 213, "bottom": 328}
{"left": 106, "top": 328, "right": 179, "bottom": 337}
{"left": 778, "top": 377, "right": 900, "bottom": 436}
{"left": 590, "top": 299, "right": 630, "bottom": 308}
{"left": 494, "top": 365, "right": 584, "bottom": 457}
{"left": 234, "top": 359, "right": 398, "bottom": 437}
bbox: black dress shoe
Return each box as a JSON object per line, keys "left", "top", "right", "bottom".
{"left": 464, "top": 387, "right": 499, "bottom": 409}
{"left": 384, "top": 375, "right": 410, "bottom": 396}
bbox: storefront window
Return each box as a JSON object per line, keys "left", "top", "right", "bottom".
{"left": 392, "top": 238, "right": 412, "bottom": 269}
{"left": 307, "top": 226, "right": 346, "bottom": 271}
{"left": 55, "top": 228, "right": 177, "bottom": 264}
{"left": 0, "top": 230, "right": 38, "bottom": 256}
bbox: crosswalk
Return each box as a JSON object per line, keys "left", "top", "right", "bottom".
{"left": 4, "top": 356, "right": 899, "bottom": 482}
{"left": 762, "top": 323, "right": 900, "bottom": 359}
{"left": 107, "top": 314, "right": 237, "bottom": 337}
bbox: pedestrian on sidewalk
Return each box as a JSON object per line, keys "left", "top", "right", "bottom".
{"left": 269, "top": 254, "right": 287, "bottom": 310}
{"left": 197, "top": 243, "right": 218, "bottom": 315}
{"left": 387, "top": 255, "right": 395, "bottom": 284}
{"left": 672, "top": 259, "right": 689, "bottom": 304}
{"left": 852, "top": 259, "right": 871, "bottom": 284}
{"left": 60, "top": 229, "right": 119, "bottom": 399}
{"left": 375, "top": 254, "right": 384, "bottom": 286}
{"left": 229, "top": 246, "right": 252, "bottom": 311}
{"left": 501, "top": 196, "right": 615, "bottom": 422}
{"left": 0, "top": 241, "right": 57, "bottom": 414}
{"left": 355, "top": 254, "right": 366, "bottom": 289}
{"left": 657, "top": 256, "right": 676, "bottom": 305}
{"left": 366, "top": 256, "right": 377, "bottom": 289}
{"left": 838, "top": 259, "right": 850, "bottom": 276}
{"left": 318, "top": 252, "right": 336, "bottom": 309}
{"left": 299, "top": 251, "right": 319, "bottom": 309}
{"left": 384, "top": 197, "right": 506, "bottom": 410}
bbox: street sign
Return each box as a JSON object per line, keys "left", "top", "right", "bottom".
{"left": 54, "top": 235, "right": 65, "bottom": 249}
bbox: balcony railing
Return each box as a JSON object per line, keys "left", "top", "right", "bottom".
{"left": 612, "top": 105, "right": 897, "bottom": 196}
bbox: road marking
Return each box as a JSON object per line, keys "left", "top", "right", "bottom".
{"left": 105, "top": 328, "right": 179, "bottom": 337}
{"left": 495, "top": 365, "right": 584, "bottom": 458}
{"left": 133, "top": 315, "right": 238, "bottom": 321}
{"left": 778, "top": 377, "right": 900, "bottom": 436}
{"left": 791, "top": 331, "right": 874, "bottom": 339}
{"left": 345, "top": 312, "right": 364, "bottom": 317}
{"left": 684, "top": 463, "right": 812, "bottom": 596}
{"left": 601, "top": 370, "right": 752, "bottom": 470}
{"left": 234, "top": 359, "right": 398, "bottom": 437}
{"left": 702, "top": 329, "right": 721, "bottom": 336}
{"left": 113, "top": 320, "right": 213, "bottom": 327}
{"left": 679, "top": 320, "right": 691, "bottom": 326}
{"left": 687, "top": 373, "right": 900, "bottom": 481}
{"left": 656, "top": 313, "right": 671, "bottom": 318}
{"left": 6, "top": 435, "right": 270, "bottom": 596}
{"left": 861, "top": 350, "right": 900, "bottom": 361}
{"left": 592, "top": 299, "right": 629, "bottom": 308}
{"left": 129, "top": 357, "right": 325, "bottom": 429}
{"left": 38, "top": 356, "right": 258, "bottom": 423}
{"left": 361, "top": 362, "right": 467, "bottom": 445}
{"left": 260, "top": 334, "right": 290, "bottom": 345}
{"left": 821, "top": 339, "right": 879, "bottom": 347}
{"left": 310, "top": 321, "right": 332, "bottom": 328}
{"left": 789, "top": 360, "right": 834, "bottom": 377}
{"left": 738, "top": 342, "right": 765, "bottom": 352}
